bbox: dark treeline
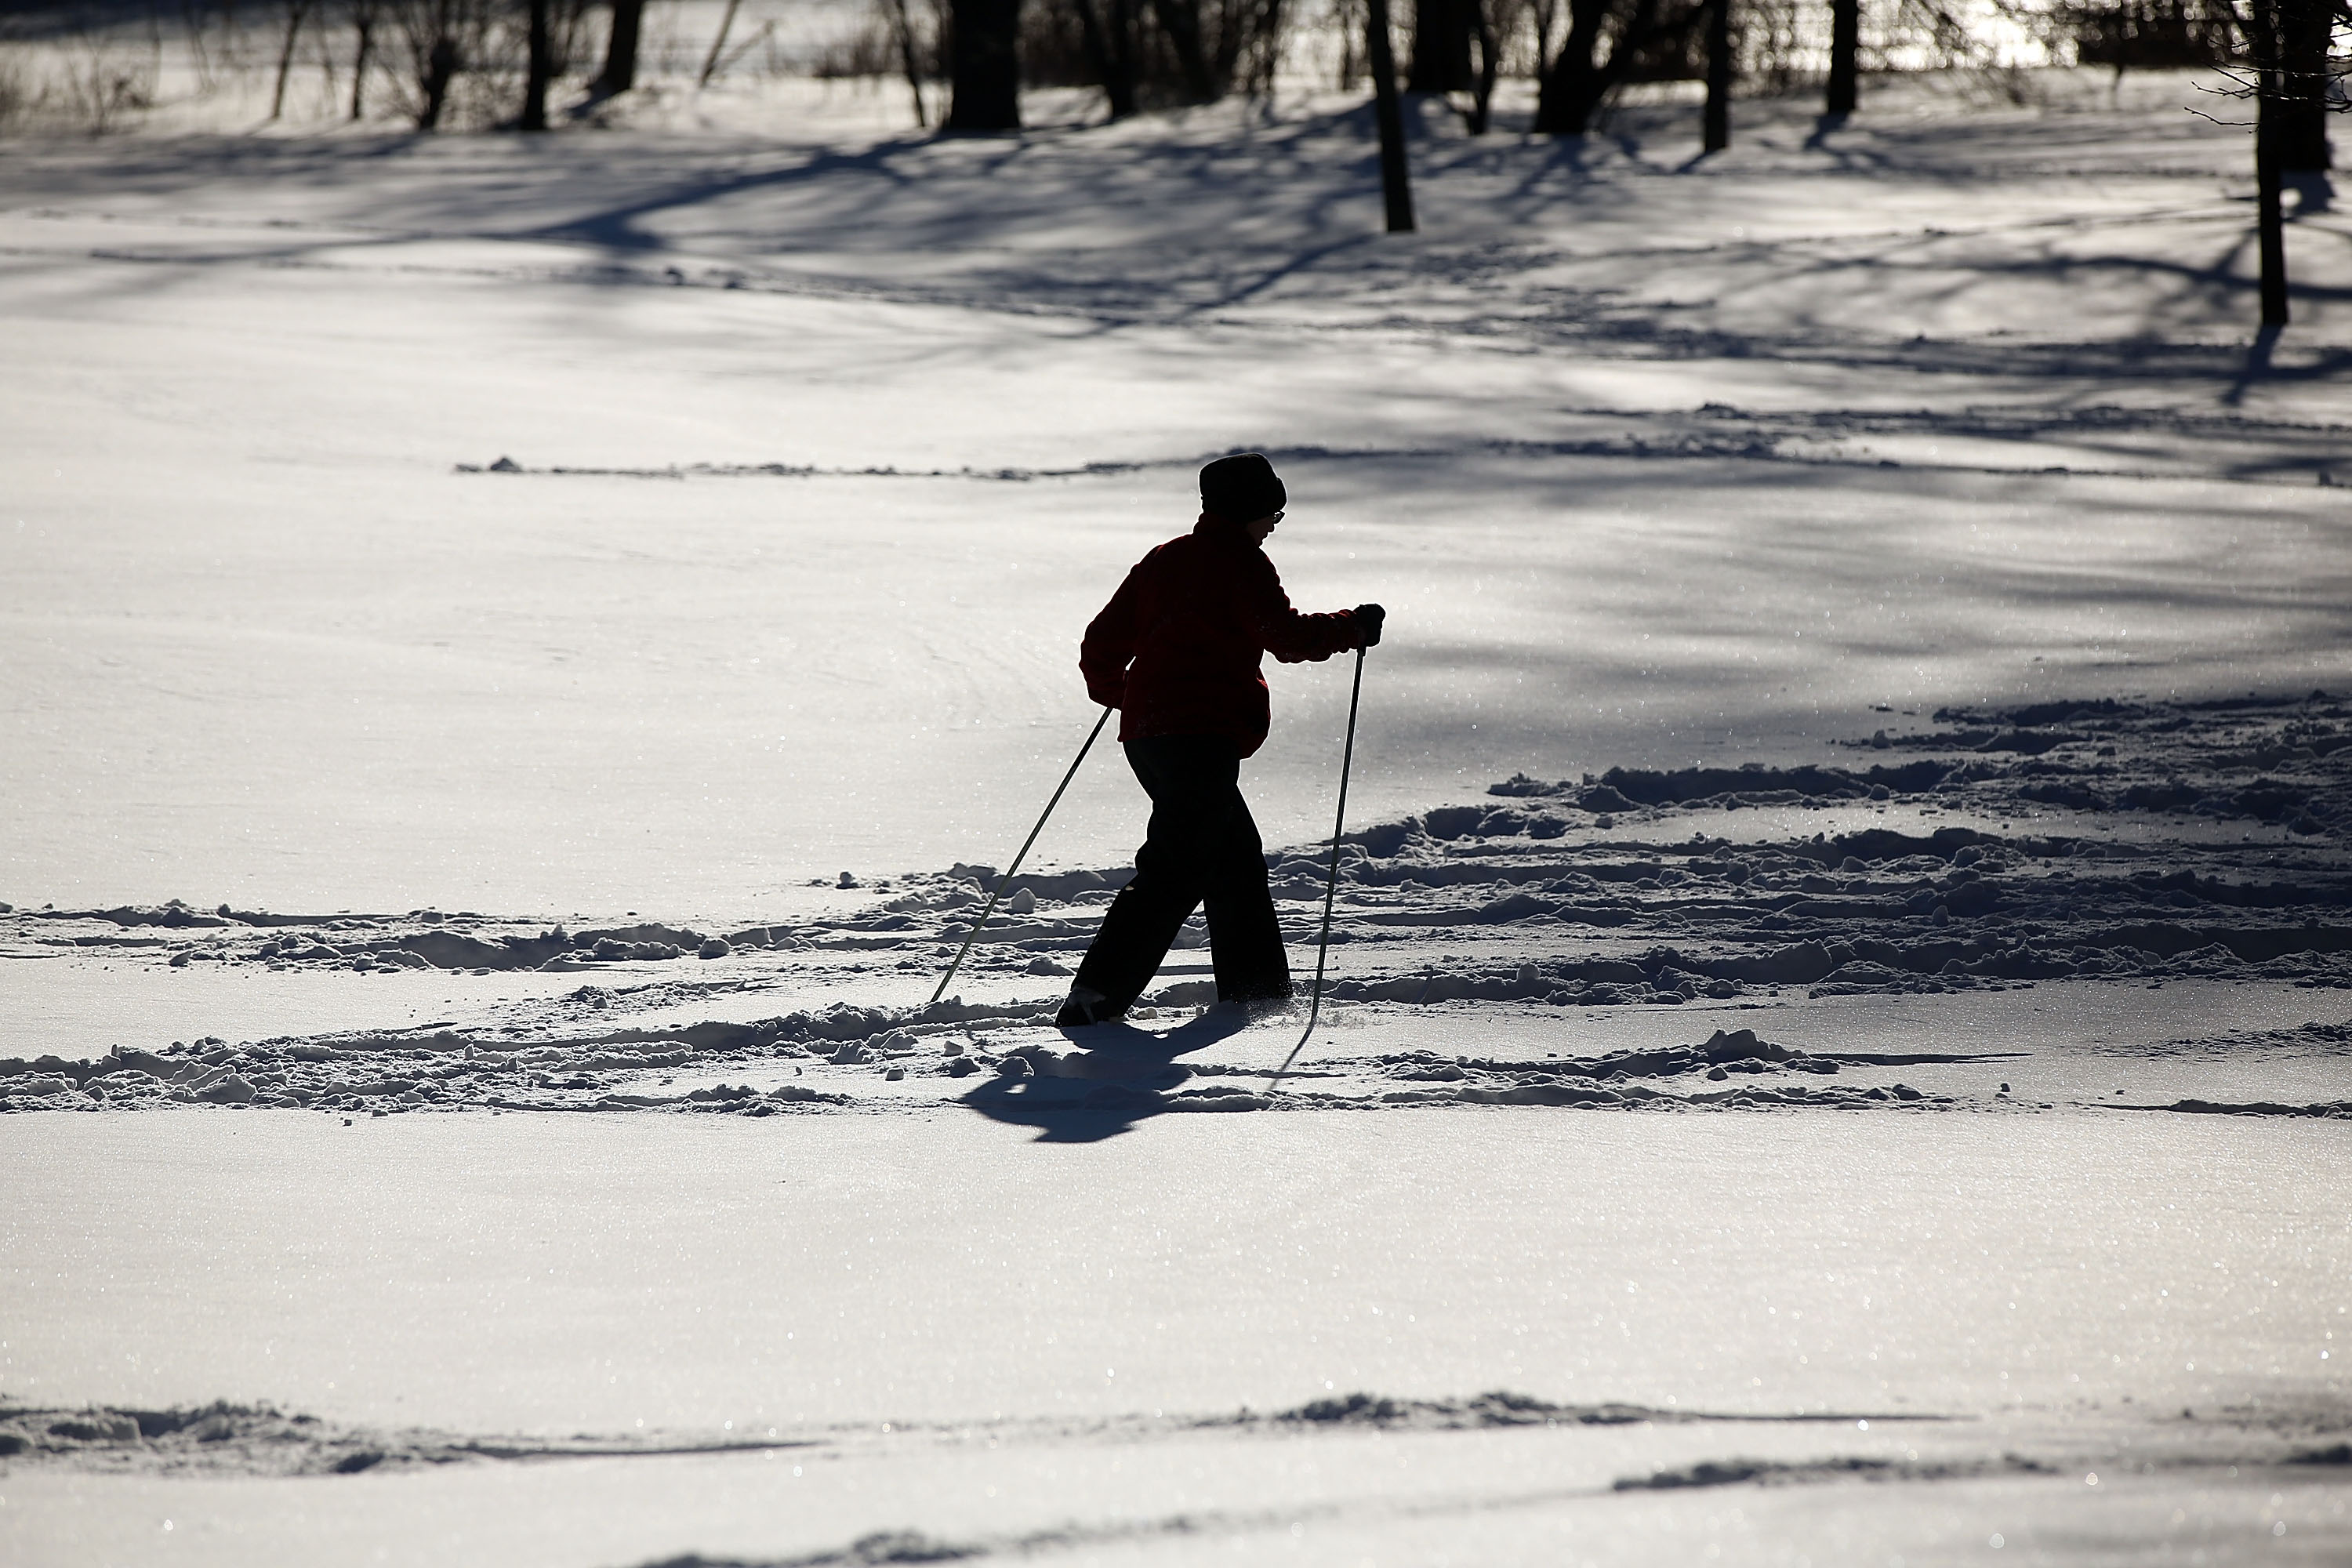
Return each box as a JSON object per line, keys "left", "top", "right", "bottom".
{"left": 905, "top": 0, "right": 2338, "bottom": 312}
{"left": 16, "top": 0, "right": 2339, "bottom": 316}
{"left": 927, "top": 0, "right": 2344, "bottom": 162}
{"left": 54, "top": 0, "right": 2338, "bottom": 160}
{"left": 128, "top": 0, "right": 605, "bottom": 128}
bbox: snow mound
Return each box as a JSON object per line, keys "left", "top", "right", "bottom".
{"left": 2128, "top": 1098, "right": 2352, "bottom": 1120}
{"left": 1260, "top": 1389, "right": 1926, "bottom": 1429}
{"left": 0, "top": 1399, "right": 801, "bottom": 1476}
{"left": 1494, "top": 691, "right": 2351, "bottom": 833}
{"left": 1613, "top": 1452, "right": 2053, "bottom": 1491}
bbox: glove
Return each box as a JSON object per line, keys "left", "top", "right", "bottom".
{"left": 1352, "top": 603, "right": 1385, "bottom": 648}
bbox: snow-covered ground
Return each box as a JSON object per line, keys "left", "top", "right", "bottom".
{"left": 4, "top": 56, "right": 2350, "bottom": 1566}
{"left": 6, "top": 1109, "right": 2350, "bottom": 1566}
{"left": 6, "top": 71, "right": 2349, "bottom": 915}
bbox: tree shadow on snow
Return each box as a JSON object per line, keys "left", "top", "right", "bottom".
{"left": 956, "top": 1007, "right": 1261, "bottom": 1143}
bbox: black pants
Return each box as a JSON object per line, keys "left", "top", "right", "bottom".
{"left": 1071, "top": 735, "right": 1290, "bottom": 1013}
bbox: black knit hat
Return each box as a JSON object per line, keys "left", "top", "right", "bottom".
{"left": 1200, "top": 453, "right": 1287, "bottom": 523}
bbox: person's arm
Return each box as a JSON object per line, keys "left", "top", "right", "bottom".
{"left": 1250, "top": 555, "right": 1363, "bottom": 664}
{"left": 1080, "top": 568, "right": 1142, "bottom": 706}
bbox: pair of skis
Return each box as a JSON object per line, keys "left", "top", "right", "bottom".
{"left": 929, "top": 645, "right": 1369, "bottom": 1091}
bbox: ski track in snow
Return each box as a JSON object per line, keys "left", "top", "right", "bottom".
{"left": 8, "top": 692, "right": 2347, "bottom": 1127}
{"left": 0, "top": 1388, "right": 1947, "bottom": 1479}
{"left": 448, "top": 397, "right": 2352, "bottom": 490}
{"left": 6, "top": 1385, "right": 2345, "bottom": 1483}
{"left": 5, "top": 1387, "right": 2348, "bottom": 1568}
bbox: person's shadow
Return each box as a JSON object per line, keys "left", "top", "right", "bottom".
{"left": 957, "top": 1007, "right": 1269, "bottom": 1142}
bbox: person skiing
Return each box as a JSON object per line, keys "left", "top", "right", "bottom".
{"left": 1056, "top": 453, "right": 1384, "bottom": 1029}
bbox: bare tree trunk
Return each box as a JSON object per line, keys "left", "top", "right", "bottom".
{"left": 521, "top": 0, "right": 552, "bottom": 126}
{"left": 1409, "top": 0, "right": 1474, "bottom": 91}
{"left": 270, "top": 0, "right": 312, "bottom": 118}
{"left": 349, "top": 0, "right": 375, "bottom": 117}
{"left": 2252, "top": 0, "right": 2291, "bottom": 324}
{"left": 1072, "top": 0, "right": 1114, "bottom": 110}
{"left": 1146, "top": 0, "right": 1220, "bottom": 101}
{"left": 1210, "top": 0, "right": 1246, "bottom": 87}
{"left": 1702, "top": 0, "right": 1730, "bottom": 151}
{"left": 1245, "top": 0, "right": 1283, "bottom": 95}
{"left": 1233, "top": 0, "right": 1269, "bottom": 96}
{"left": 2256, "top": 121, "right": 2288, "bottom": 325}
{"left": 595, "top": 0, "right": 644, "bottom": 96}
{"left": 2277, "top": 0, "right": 2332, "bottom": 170}
{"left": 187, "top": 0, "right": 216, "bottom": 93}
{"left": 1824, "top": 0, "right": 1857, "bottom": 117}
{"left": 1538, "top": 0, "right": 1687, "bottom": 136}
{"left": 1533, "top": 0, "right": 1617, "bottom": 133}
{"left": 1366, "top": 0, "right": 1415, "bottom": 231}
{"left": 312, "top": 7, "right": 338, "bottom": 101}
{"left": 888, "top": 0, "right": 930, "bottom": 124}
{"left": 420, "top": 33, "right": 458, "bottom": 127}
{"left": 698, "top": 0, "right": 741, "bottom": 85}
{"left": 1113, "top": 0, "right": 1142, "bottom": 103}
{"left": 1465, "top": 0, "right": 1497, "bottom": 131}
{"left": 1070, "top": 0, "right": 1138, "bottom": 117}
{"left": 945, "top": 0, "right": 1023, "bottom": 129}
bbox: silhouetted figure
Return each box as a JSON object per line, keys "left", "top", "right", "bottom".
{"left": 1057, "top": 456, "right": 1384, "bottom": 1028}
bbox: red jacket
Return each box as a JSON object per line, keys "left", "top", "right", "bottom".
{"left": 1081, "top": 514, "right": 1363, "bottom": 757}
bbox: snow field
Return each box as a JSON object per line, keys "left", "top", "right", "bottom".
{"left": 8, "top": 1443, "right": 2347, "bottom": 1565}
{"left": 6, "top": 57, "right": 2352, "bottom": 1568}
{"left": 6, "top": 74, "right": 2352, "bottom": 913}
{"left": 7, "top": 454, "right": 2347, "bottom": 916}
{"left": 2, "top": 1109, "right": 2348, "bottom": 1564}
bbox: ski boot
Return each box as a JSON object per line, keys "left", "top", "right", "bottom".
{"left": 1054, "top": 985, "right": 1123, "bottom": 1029}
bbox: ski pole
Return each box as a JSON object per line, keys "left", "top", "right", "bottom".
{"left": 929, "top": 706, "right": 1112, "bottom": 1007}
{"left": 1265, "top": 642, "right": 1367, "bottom": 1092}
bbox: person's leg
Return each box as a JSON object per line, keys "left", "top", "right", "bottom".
{"left": 1064, "top": 736, "right": 1228, "bottom": 1020}
{"left": 1203, "top": 786, "right": 1291, "bottom": 1004}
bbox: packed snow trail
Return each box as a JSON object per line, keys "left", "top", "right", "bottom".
{"left": 5, "top": 692, "right": 2347, "bottom": 1125}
